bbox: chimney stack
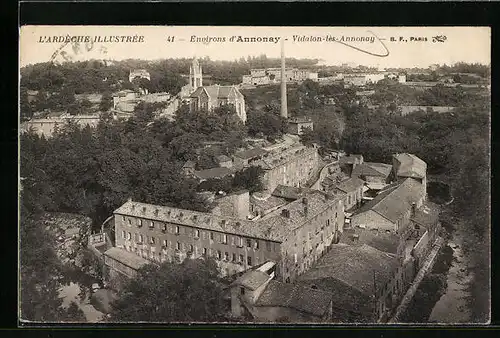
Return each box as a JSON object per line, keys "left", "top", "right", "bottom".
{"left": 280, "top": 37, "right": 288, "bottom": 119}
{"left": 411, "top": 202, "right": 417, "bottom": 216}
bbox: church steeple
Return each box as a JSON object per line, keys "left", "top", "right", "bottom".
{"left": 189, "top": 57, "right": 203, "bottom": 88}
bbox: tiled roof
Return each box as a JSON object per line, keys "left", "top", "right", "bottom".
{"left": 250, "top": 194, "right": 288, "bottom": 211}
{"left": 298, "top": 243, "right": 398, "bottom": 296}
{"left": 394, "top": 153, "right": 427, "bottom": 179}
{"left": 234, "top": 147, "right": 268, "bottom": 160}
{"left": 255, "top": 280, "right": 333, "bottom": 317}
{"left": 335, "top": 177, "right": 365, "bottom": 193}
{"left": 260, "top": 190, "right": 343, "bottom": 233}
{"left": 191, "top": 85, "right": 243, "bottom": 100}
{"left": 352, "top": 162, "right": 392, "bottom": 178}
{"left": 194, "top": 167, "right": 233, "bottom": 180}
{"left": 253, "top": 145, "right": 316, "bottom": 170}
{"left": 353, "top": 178, "right": 423, "bottom": 224}
{"left": 340, "top": 227, "right": 400, "bottom": 255}
{"left": 234, "top": 270, "right": 271, "bottom": 291}
{"left": 104, "top": 247, "right": 150, "bottom": 271}
{"left": 114, "top": 195, "right": 324, "bottom": 242}
{"left": 298, "top": 276, "right": 372, "bottom": 316}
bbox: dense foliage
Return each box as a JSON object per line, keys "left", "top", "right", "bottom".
{"left": 109, "top": 258, "right": 228, "bottom": 322}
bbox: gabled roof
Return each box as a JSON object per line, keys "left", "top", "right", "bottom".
{"left": 353, "top": 178, "right": 423, "bottom": 224}
{"left": 255, "top": 280, "right": 333, "bottom": 317}
{"left": 234, "top": 147, "right": 268, "bottom": 160}
{"left": 352, "top": 162, "right": 392, "bottom": 178}
{"left": 234, "top": 270, "right": 271, "bottom": 291}
{"left": 340, "top": 227, "right": 400, "bottom": 255}
{"left": 335, "top": 177, "right": 365, "bottom": 194}
{"left": 393, "top": 153, "right": 427, "bottom": 179}
{"left": 190, "top": 85, "right": 243, "bottom": 100}
{"left": 298, "top": 243, "right": 398, "bottom": 297}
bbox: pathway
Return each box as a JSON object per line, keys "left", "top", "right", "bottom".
{"left": 388, "top": 236, "right": 444, "bottom": 323}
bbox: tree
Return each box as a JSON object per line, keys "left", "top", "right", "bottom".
{"left": 99, "top": 92, "right": 113, "bottom": 111}
{"left": 109, "top": 258, "right": 228, "bottom": 322}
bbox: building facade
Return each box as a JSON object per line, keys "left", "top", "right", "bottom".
{"left": 254, "top": 145, "right": 320, "bottom": 193}
{"left": 189, "top": 85, "right": 247, "bottom": 123}
{"left": 112, "top": 189, "right": 345, "bottom": 283}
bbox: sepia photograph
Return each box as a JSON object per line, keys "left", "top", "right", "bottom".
{"left": 19, "top": 26, "right": 490, "bottom": 324}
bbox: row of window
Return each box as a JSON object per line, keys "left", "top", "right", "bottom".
{"left": 120, "top": 224, "right": 278, "bottom": 252}
{"left": 123, "top": 243, "right": 255, "bottom": 266}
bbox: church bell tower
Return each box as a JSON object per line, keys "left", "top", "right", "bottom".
{"left": 190, "top": 57, "right": 203, "bottom": 89}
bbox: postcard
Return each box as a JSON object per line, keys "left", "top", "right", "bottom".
{"left": 19, "top": 25, "right": 490, "bottom": 324}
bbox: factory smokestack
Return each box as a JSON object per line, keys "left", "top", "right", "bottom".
{"left": 280, "top": 37, "right": 288, "bottom": 119}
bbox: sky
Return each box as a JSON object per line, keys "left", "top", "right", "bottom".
{"left": 20, "top": 26, "right": 490, "bottom": 68}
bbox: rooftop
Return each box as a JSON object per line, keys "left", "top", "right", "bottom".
{"left": 104, "top": 247, "right": 150, "bottom": 271}
{"left": 335, "top": 177, "right": 365, "bottom": 193}
{"left": 253, "top": 145, "right": 316, "bottom": 170}
{"left": 255, "top": 280, "right": 333, "bottom": 318}
{"left": 250, "top": 194, "right": 289, "bottom": 212}
{"left": 191, "top": 85, "right": 244, "bottom": 100}
{"left": 194, "top": 167, "right": 234, "bottom": 180}
{"left": 288, "top": 117, "right": 313, "bottom": 124}
{"left": 353, "top": 178, "right": 424, "bottom": 224}
{"left": 298, "top": 243, "right": 399, "bottom": 296}
{"left": 393, "top": 153, "right": 427, "bottom": 179}
{"left": 352, "top": 162, "right": 392, "bottom": 178}
{"left": 234, "top": 270, "right": 271, "bottom": 291}
{"left": 340, "top": 227, "right": 400, "bottom": 255}
{"left": 234, "top": 147, "right": 268, "bottom": 160}
{"left": 114, "top": 196, "right": 336, "bottom": 242}
{"left": 259, "top": 190, "right": 343, "bottom": 234}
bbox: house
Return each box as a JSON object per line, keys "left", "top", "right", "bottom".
{"left": 21, "top": 115, "right": 100, "bottom": 138}
{"left": 297, "top": 243, "right": 400, "bottom": 322}
{"left": 351, "top": 178, "right": 425, "bottom": 235}
{"left": 339, "top": 154, "right": 364, "bottom": 176}
{"left": 233, "top": 147, "right": 269, "bottom": 168}
{"left": 193, "top": 167, "right": 234, "bottom": 182}
{"left": 351, "top": 162, "right": 392, "bottom": 184}
{"left": 129, "top": 69, "right": 151, "bottom": 83}
{"left": 287, "top": 117, "right": 314, "bottom": 135}
{"left": 216, "top": 155, "right": 233, "bottom": 168}
{"left": 253, "top": 144, "right": 319, "bottom": 193}
{"left": 392, "top": 153, "right": 427, "bottom": 197}
{"left": 230, "top": 262, "right": 334, "bottom": 322}
{"left": 332, "top": 177, "right": 365, "bottom": 211}
{"left": 190, "top": 85, "right": 247, "bottom": 123}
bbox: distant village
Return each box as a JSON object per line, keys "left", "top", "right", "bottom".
{"left": 20, "top": 57, "right": 489, "bottom": 139}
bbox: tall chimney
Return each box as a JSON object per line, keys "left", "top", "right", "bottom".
{"left": 280, "top": 37, "right": 288, "bottom": 119}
